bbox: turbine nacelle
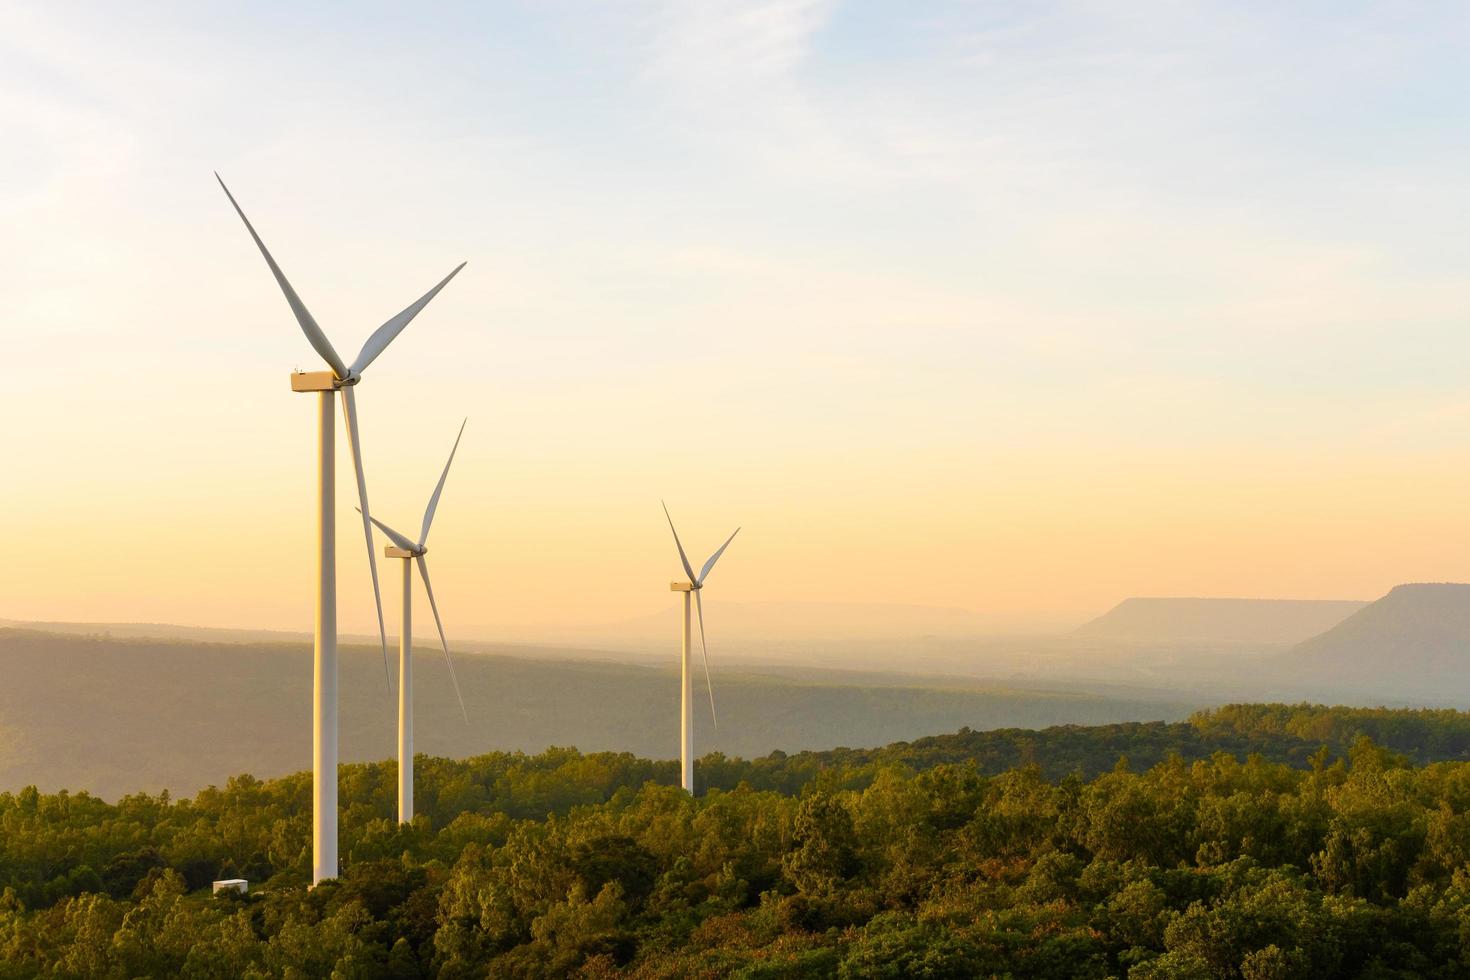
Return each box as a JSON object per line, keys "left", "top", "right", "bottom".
{"left": 290, "top": 370, "right": 361, "bottom": 392}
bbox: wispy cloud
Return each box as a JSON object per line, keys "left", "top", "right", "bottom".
{"left": 640, "top": 0, "right": 834, "bottom": 84}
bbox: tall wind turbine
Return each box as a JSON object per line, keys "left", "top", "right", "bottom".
{"left": 218, "top": 175, "right": 464, "bottom": 884}
{"left": 661, "top": 502, "right": 740, "bottom": 794}
{"left": 362, "top": 419, "right": 470, "bottom": 824}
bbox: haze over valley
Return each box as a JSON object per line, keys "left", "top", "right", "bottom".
{"left": 7, "top": 581, "right": 1470, "bottom": 799}
{"left": 0, "top": 625, "right": 1199, "bottom": 799}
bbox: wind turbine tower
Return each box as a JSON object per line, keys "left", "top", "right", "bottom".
{"left": 662, "top": 502, "right": 740, "bottom": 794}
{"left": 218, "top": 175, "right": 464, "bottom": 883}
{"left": 364, "top": 420, "right": 470, "bottom": 823}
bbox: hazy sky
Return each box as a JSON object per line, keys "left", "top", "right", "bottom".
{"left": 4, "top": 1, "right": 1470, "bottom": 639}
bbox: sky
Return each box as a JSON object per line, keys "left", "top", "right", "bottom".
{"left": 4, "top": 1, "right": 1470, "bottom": 641}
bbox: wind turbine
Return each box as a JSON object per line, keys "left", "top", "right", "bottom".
{"left": 361, "top": 419, "right": 470, "bottom": 824}
{"left": 661, "top": 502, "right": 740, "bottom": 794}
{"left": 217, "top": 174, "right": 464, "bottom": 884}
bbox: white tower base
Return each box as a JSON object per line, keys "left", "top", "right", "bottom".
{"left": 312, "top": 388, "right": 338, "bottom": 886}
{"left": 673, "top": 582, "right": 694, "bottom": 793}
{"left": 394, "top": 553, "right": 414, "bottom": 823}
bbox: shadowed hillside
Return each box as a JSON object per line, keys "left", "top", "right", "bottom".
{"left": 1283, "top": 583, "right": 1470, "bottom": 699}
{"left": 0, "top": 628, "right": 1196, "bottom": 799}
{"left": 1076, "top": 596, "right": 1365, "bottom": 644}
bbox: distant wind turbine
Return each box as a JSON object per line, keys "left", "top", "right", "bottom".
{"left": 662, "top": 501, "right": 740, "bottom": 794}
{"left": 361, "top": 419, "right": 470, "bottom": 824}
{"left": 217, "top": 174, "right": 464, "bottom": 885}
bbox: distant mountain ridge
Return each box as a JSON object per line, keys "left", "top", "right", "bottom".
{"left": 0, "top": 618, "right": 310, "bottom": 645}
{"left": 1077, "top": 597, "right": 1366, "bottom": 645}
{"left": 0, "top": 599, "right": 1076, "bottom": 656}
{"left": 1282, "top": 583, "right": 1470, "bottom": 699}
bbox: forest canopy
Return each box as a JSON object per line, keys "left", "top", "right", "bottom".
{"left": 4, "top": 703, "right": 1470, "bottom": 977}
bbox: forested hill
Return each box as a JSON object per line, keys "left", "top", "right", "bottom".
{"left": 5, "top": 704, "right": 1470, "bottom": 975}
{"left": 737, "top": 701, "right": 1470, "bottom": 788}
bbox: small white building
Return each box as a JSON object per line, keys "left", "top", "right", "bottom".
{"left": 212, "top": 879, "right": 248, "bottom": 895}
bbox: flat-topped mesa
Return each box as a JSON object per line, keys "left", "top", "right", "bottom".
{"left": 1381, "top": 582, "right": 1470, "bottom": 600}
{"left": 1076, "top": 596, "right": 1367, "bottom": 645}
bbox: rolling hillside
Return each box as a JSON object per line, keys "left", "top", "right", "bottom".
{"left": 0, "top": 628, "right": 1196, "bottom": 799}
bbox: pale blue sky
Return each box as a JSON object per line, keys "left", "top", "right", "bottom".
{"left": 3, "top": 1, "right": 1470, "bottom": 635}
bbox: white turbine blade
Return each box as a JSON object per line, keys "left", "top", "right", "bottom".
{"left": 340, "top": 386, "right": 391, "bottom": 687}
{"left": 419, "top": 418, "right": 467, "bottom": 548}
{"left": 698, "top": 527, "right": 741, "bottom": 585}
{"left": 348, "top": 262, "right": 467, "bottom": 377}
{"left": 416, "top": 555, "right": 467, "bottom": 723}
{"left": 694, "top": 589, "right": 717, "bottom": 730}
{"left": 215, "top": 173, "right": 349, "bottom": 378}
{"left": 355, "top": 508, "right": 419, "bottom": 553}
{"left": 661, "top": 501, "right": 698, "bottom": 585}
